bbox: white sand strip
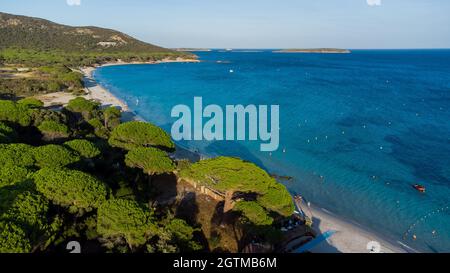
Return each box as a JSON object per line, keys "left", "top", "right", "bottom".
{"left": 35, "top": 58, "right": 199, "bottom": 110}
{"left": 307, "top": 205, "right": 416, "bottom": 253}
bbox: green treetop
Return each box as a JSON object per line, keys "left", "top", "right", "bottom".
{"left": 32, "top": 144, "right": 80, "bottom": 168}
{"left": 0, "top": 165, "right": 31, "bottom": 188}
{"left": 180, "top": 157, "right": 294, "bottom": 218}
{"left": 0, "top": 100, "right": 32, "bottom": 126}
{"left": 66, "top": 97, "right": 100, "bottom": 120}
{"left": 17, "top": 97, "right": 44, "bottom": 109}
{"left": 103, "top": 106, "right": 121, "bottom": 129}
{"left": 125, "top": 147, "right": 175, "bottom": 176}
{"left": 0, "top": 122, "right": 16, "bottom": 143}
{"left": 255, "top": 183, "right": 294, "bottom": 217}
{"left": 0, "top": 182, "right": 56, "bottom": 248}
{"left": 233, "top": 201, "right": 273, "bottom": 226}
{"left": 37, "top": 120, "right": 69, "bottom": 139}
{"left": 165, "top": 218, "right": 202, "bottom": 252}
{"left": 109, "top": 121, "right": 175, "bottom": 151}
{"left": 97, "top": 199, "right": 157, "bottom": 250}
{"left": 64, "top": 139, "right": 101, "bottom": 159}
{"left": 0, "top": 221, "right": 32, "bottom": 253}
{"left": 0, "top": 143, "right": 35, "bottom": 167}
{"left": 33, "top": 168, "right": 107, "bottom": 214}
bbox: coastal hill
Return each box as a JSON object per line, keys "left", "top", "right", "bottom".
{"left": 0, "top": 12, "right": 194, "bottom": 67}
{"left": 273, "top": 48, "right": 351, "bottom": 54}
{"left": 0, "top": 12, "right": 167, "bottom": 53}
{"left": 0, "top": 12, "right": 196, "bottom": 97}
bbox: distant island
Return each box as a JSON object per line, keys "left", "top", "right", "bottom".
{"left": 273, "top": 48, "right": 351, "bottom": 54}
{"left": 175, "top": 48, "right": 212, "bottom": 52}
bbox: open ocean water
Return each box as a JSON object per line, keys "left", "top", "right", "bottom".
{"left": 94, "top": 50, "right": 450, "bottom": 252}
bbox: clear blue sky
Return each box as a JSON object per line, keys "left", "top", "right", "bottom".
{"left": 1, "top": 0, "right": 450, "bottom": 49}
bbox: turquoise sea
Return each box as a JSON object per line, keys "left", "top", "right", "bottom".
{"left": 94, "top": 50, "right": 450, "bottom": 252}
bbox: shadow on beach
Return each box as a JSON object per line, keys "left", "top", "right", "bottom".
{"left": 308, "top": 216, "right": 341, "bottom": 253}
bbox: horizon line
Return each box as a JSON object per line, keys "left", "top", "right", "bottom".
{"left": 171, "top": 47, "right": 450, "bottom": 50}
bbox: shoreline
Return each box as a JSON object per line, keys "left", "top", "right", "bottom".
{"left": 37, "top": 59, "right": 413, "bottom": 253}
{"left": 307, "top": 204, "right": 413, "bottom": 253}
{"left": 35, "top": 57, "right": 199, "bottom": 118}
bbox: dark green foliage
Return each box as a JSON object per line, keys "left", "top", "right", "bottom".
{"left": 166, "top": 218, "right": 202, "bottom": 251}
{"left": 0, "top": 77, "right": 79, "bottom": 97}
{"left": 0, "top": 66, "right": 83, "bottom": 97}
{"left": 125, "top": 147, "right": 175, "bottom": 175}
{"left": 0, "top": 182, "right": 61, "bottom": 253}
{"left": 109, "top": 121, "right": 174, "bottom": 151}
{"left": 32, "top": 144, "right": 80, "bottom": 168}
{"left": 180, "top": 157, "right": 294, "bottom": 218}
{"left": 0, "top": 143, "right": 35, "bottom": 167}
{"left": 88, "top": 118, "right": 109, "bottom": 139}
{"left": 234, "top": 201, "right": 273, "bottom": 226}
{"left": 30, "top": 108, "right": 67, "bottom": 127}
{"left": 33, "top": 168, "right": 107, "bottom": 214}
{"left": 63, "top": 139, "right": 101, "bottom": 159}
{"left": 97, "top": 199, "right": 157, "bottom": 249}
{"left": 0, "top": 165, "right": 31, "bottom": 188}
{"left": 0, "top": 48, "right": 190, "bottom": 68}
{"left": 37, "top": 120, "right": 69, "bottom": 138}
{"left": 0, "top": 221, "right": 31, "bottom": 253}
{"left": 256, "top": 183, "right": 295, "bottom": 217}
{"left": 103, "top": 106, "right": 121, "bottom": 129}
{"left": 37, "top": 66, "right": 83, "bottom": 90}
{"left": 66, "top": 97, "right": 100, "bottom": 120}
{"left": 0, "top": 183, "right": 49, "bottom": 240}
{"left": 0, "top": 121, "right": 16, "bottom": 143}
{"left": 180, "top": 157, "right": 274, "bottom": 193}
{"left": 0, "top": 99, "right": 31, "bottom": 126}
{"left": 17, "top": 97, "right": 44, "bottom": 108}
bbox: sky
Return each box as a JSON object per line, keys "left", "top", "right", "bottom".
{"left": 1, "top": 0, "right": 450, "bottom": 49}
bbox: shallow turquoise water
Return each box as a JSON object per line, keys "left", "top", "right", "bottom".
{"left": 94, "top": 50, "right": 450, "bottom": 252}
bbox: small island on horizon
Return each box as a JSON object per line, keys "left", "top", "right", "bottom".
{"left": 174, "top": 48, "right": 212, "bottom": 52}
{"left": 273, "top": 48, "right": 351, "bottom": 54}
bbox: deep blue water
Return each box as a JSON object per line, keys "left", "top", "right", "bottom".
{"left": 94, "top": 50, "right": 450, "bottom": 252}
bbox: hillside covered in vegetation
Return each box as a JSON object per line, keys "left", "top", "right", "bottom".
{"left": 0, "top": 12, "right": 193, "bottom": 66}
{"left": 0, "top": 12, "right": 195, "bottom": 98}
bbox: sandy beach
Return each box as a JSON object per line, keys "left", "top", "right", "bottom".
{"left": 36, "top": 59, "right": 415, "bottom": 253}
{"left": 307, "top": 205, "right": 415, "bottom": 253}
{"left": 35, "top": 57, "right": 199, "bottom": 116}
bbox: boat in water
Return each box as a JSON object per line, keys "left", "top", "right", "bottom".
{"left": 413, "top": 184, "right": 426, "bottom": 193}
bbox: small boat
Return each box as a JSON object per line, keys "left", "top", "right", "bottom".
{"left": 413, "top": 184, "right": 426, "bottom": 193}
